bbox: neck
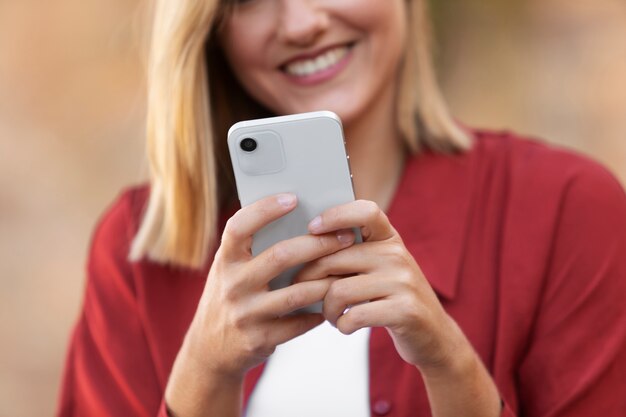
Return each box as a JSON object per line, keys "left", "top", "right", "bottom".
{"left": 343, "top": 85, "right": 406, "bottom": 212}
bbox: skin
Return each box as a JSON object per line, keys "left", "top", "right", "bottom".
{"left": 220, "top": 0, "right": 406, "bottom": 127}
{"left": 166, "top": 1, "right": 502, "bottom": 416}
{"left": 166, "top": 195, "right": 356, "bottom": 416}
{"left": 219, "top": 0, "right": 407, "bottom": 207}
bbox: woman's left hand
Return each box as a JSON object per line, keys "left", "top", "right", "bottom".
{"left": 294, "top": 200, "right": 470, "bottom": 373}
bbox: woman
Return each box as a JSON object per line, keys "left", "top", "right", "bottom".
{"left": 57, "top": 0, "right": 626, "bottom": 416}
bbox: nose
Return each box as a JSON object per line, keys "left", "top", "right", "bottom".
{"left": 276, "top": 0, "right": 329, "bottom": 47}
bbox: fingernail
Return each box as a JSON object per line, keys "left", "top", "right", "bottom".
{"left": 277, "top": 193, "right": 296, "bottom": 208}
{"left": 336, "top": 230, "right": 355, "bottom": 244}
{"left": 309, "top": 216, "right": 322, "bottom": 232}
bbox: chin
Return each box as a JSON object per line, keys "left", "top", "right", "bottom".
{"left": 257, "top": 76, "right": 372, "bottom": 127}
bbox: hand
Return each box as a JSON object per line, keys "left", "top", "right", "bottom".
{"left": 165, "top": 193, "right": 357, "bottom": 417}
{"left": 181, "top": 193, "right": 357, "bottom": 378}
{"left": 295, "top": 200, "right": 469, "bottom": 373}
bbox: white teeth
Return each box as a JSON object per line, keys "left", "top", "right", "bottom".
{"left": 285, "top": 45, "right": 349, "bottom": 77}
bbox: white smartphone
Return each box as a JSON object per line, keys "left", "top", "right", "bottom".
{"left": 227, "top": 111, "right": 361, "bottom": 313}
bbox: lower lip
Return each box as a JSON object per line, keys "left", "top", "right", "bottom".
{"left": 281, "top": 46, "right": 354, "bottom": 87}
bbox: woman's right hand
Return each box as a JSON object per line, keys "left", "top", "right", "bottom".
{"left": 165, "top": 193, "right": 356, "bottom": 416}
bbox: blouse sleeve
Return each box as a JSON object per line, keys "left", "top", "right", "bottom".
{"left": 516, "top": 162, "right": 626, "bottom": 415}
{"left": 56, "top": 190, "right": 170, "bottom": 417}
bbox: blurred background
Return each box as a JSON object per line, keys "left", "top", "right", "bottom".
{"left": 1, "top": 0, "right": 625, "bottom": 416}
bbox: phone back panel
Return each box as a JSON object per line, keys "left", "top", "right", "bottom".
{"left": 228, "top": 111, "right": 358, "bottom": 296}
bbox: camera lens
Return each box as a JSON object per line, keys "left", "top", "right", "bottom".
{"left": 240, "top": 138, "right": 257, "bottom": 152}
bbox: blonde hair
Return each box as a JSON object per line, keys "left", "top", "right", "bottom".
{"left": 130, "top": 0, "right": 472, "bottom": 268}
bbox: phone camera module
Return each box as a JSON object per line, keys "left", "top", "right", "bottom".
{"left": 240, "top": 138, "right": 258, "bottom": 152}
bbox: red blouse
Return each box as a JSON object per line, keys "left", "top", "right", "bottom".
{"left": 57, "top": 131, "right": 626, "bottom": 417}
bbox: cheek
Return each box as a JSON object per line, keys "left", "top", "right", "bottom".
{"left": 339, "top": 0, "right": 406, "bottom": 37}
{"left": 220, "top": 16, "right": 271, "bottom": 82}
{"left": 373, "top": 7, "right": 406, "bottom": 87}
{"left": 340, "top": 0, "right": 407, "bottom": 76}
{"left": 366, "top": 1, "right": 406, "bottom": 53}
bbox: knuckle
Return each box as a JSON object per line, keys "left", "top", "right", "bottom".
{"left": 219, "top": 267, "right": 247, "bottom": 301}
{"left": 396, "top": 270, "right": 416, "bottom": 289}
{"left": 315, "top": 234, "right": 333, "bottom": 253}
{"left": 405, "top": 300, "right": 424, "bottom": 325}
{"left": 223, "top": 217, "right": 243, "bottom": 241}
{"left": 213, "top": 246, "right": 230, "bottom": 264}
{"left": 327, "top": 281, "right": 349, "bottom": 303}
{"left": 243, "top": 328, "right": 274, "bottom": 357}
{"left": 400, "top": 252, "right": 416, "bottom": 268}
{"left": 285, "top": 290, "right": 303, "bottom": 311}
{"left": 385, "top": 243, "right": 411, "bottom": 264}
{"left": 268, "top": 243, "right": 290, "bottom": 266}
{"left": 229, "top": 308, "right": 249, "bottom": 331}
{"left": 360, "top": 200, "right": 381, "bottom": 219}
{"left": 242, "top": 338, "right": 259, "bottom": 356}
{"left": 219, "top": 279, "right": 236, "bottom": 301}
{"left": 222, "top": 280, "right": 243, "bottom": 303}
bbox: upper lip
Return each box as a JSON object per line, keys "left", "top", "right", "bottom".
{"left": 279, "top": 42, "right": 355, "bottom": 69}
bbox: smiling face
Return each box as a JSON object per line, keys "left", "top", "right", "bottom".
{"left": 219, "top": 0, "right": 407, "bottom": 126}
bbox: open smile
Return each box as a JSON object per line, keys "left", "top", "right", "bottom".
{"left": 279, "top": 42, "right": 356, "bottom": 85}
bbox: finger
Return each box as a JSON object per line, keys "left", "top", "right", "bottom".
{"left": 323, "top": 274, "right": 395, "bottom": 326}
{"left": 220, "top": 193, "right": 297, "bottom": 261}
{"left": 245, "top": 229, "right": 355, "bottom": 288}
{"left": 293, "top": 241, "right": 397, "bottom": 284}
{"left": 268, "top": 313, "right": 325, "bottom": 346}
{"left": 308, "top": 200, "right": 395, "bottom": 242}
{"left": 253, "top": 278, "right": 337, "bottom": 318}
{"left": 335, "top": 300, "right": 397, "bottom": 335}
